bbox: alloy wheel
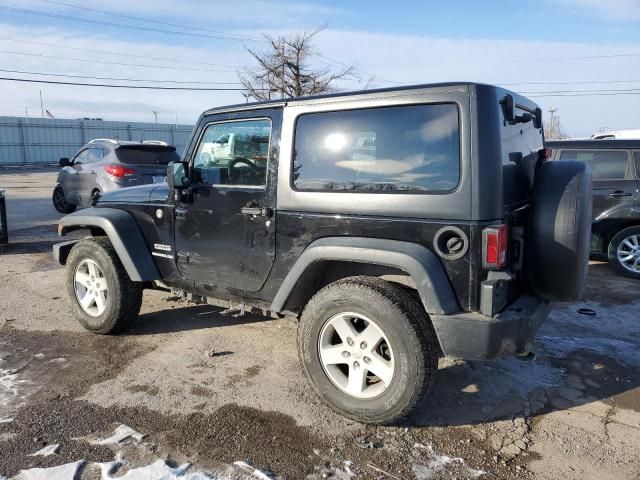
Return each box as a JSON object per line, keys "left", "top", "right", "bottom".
{"left": 617, "top": 234, "right": 640, "bottom": 273}
{"left": 74, "top": 259, "right": 108, "bottom": 317}
{"left": 318, "top": 312, "right": 395, "bottom": 399}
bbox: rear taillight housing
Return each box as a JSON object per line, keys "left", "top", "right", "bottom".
{"left": 104, "top": 164, "right": 136, "bottom": 177}
{"left": 483, "top": 224, "right": 508, "bottom": 270}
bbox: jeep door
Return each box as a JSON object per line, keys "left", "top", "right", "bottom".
{"left": 558, "top": 149, "right": 637, "bottom": 219}
{"left": 173, "top": 108, "right": 281, "bottom": 292}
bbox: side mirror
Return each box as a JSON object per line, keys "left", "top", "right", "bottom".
{"left": 167, "top": 162, "right": 189, "bottom": 200}
{"left": 59, "top": 157, "right": 71, "bottom": 167}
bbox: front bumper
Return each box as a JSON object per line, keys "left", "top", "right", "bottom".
{"left": 430, "top": 294, "right": 552, "bottom": 360}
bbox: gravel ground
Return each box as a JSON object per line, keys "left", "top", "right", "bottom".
{"left": 0, "top": 168, "right": 639, "bottom": 479}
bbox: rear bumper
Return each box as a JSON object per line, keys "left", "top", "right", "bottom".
{"left": 430, "top": 294, "right": 552, "bottom": 360}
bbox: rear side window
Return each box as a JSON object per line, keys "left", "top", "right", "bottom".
{"left": 634, "top": 151, "right": 640, "bottom": 179}
{"left": 293, "top": 104, "right": 460, "bottom": 193}
{"left": 559, "top": 150, "right": 631, "bottom": 180}
{"left": 115, "top": 146, "right": 180, "bottom": 165}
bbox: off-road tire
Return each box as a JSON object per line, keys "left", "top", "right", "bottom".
{"left": 297, "top": 276, "right": 438, "bottom": 425}
{"left": 52, "top": 185, "right": 76, "bottom": 214}
{"left": 65, "top": 237, "right": 143, "bottom": 334}
{"left": 608, "top": 226, "right": 640, "bottom": 279}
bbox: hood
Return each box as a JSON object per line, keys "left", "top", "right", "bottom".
{"left": 97, "top": 183, "right": 169, "bottom": 205}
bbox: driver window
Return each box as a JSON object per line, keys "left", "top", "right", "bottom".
{"left": 193, "top": 118, "right": 271, "bottom": 187}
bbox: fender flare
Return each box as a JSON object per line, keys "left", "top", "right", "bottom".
{"left": 270, "top": 237, "right": 460, "bottom": 315}
{"left": 54, "top": 207, "right": 160, "bottom": 282}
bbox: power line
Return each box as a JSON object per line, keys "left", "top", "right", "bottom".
{"left": 0, "top": 35, "right": 241, "bottom": 68}
{"left": 0, "top": 76, "right": 252, "bottom": 90}
{"left": 538, "top": 52, "right": 640, "bottom": 61}
{"left": 37, "top": 0, "right": 261, "bottom": 42}
{"left": 0, "top": 49, "right": 236, "bottom": 73}
{"left": 528, "top": 92, "right": 640, "bottom": 97}
{"left": 0, "top": 68, "right": 244, "bottom": 85}
{"left": 501, "top": 79, "right": 640, "bottom": 86}
{"left": 2, "top": 76, "right": 639, "bottom": 97}
{"left": 519, "top": 88, "right": 640, "bottom": 94}
{"left": 0, "top": 5, "right": 258, "bottom": 42}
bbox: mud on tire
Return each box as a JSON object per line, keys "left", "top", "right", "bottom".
{"left": 297, "top": 276, "right": 438, "bottom": 425}
{"left": 65, "top": 237, "right": 143, "bottom": 334}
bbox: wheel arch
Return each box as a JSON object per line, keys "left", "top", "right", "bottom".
{"left": 595, "top": 218, "right": 640, "bottom": 255}
{"left": 270, "top": 237, "right": 460, "bottom": 316}
{"left": 53, "top": 207, "right": 160, "bottom": 282}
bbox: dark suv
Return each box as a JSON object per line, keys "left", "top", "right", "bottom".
{"left": 547, "top": 140, "right": 640, "bottom": 278}
{"left": 53, "top": 83, "right": 591, "bottom": 424}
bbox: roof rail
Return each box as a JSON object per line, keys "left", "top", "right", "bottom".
{"left": 88, "top": 138, "right": 118, "bottom": 144}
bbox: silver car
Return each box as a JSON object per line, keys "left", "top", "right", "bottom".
{"left": 52, "top": 139, "right": 180, "bottom": 213}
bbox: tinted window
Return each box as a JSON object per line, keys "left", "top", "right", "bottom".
{"left": 634, "top": 151, "right": 640, "bottom": 179}
{"left": 559, "top": 150, "right": 630, "bottom": 180}
{"left": 293, "top": 104, "right": 460, "bottom": 192}
{"left": 193, "top": 119, "right": 271, "bottom": 186}
{"left": 115, "top": 146, "right": 179, "bottom": 165}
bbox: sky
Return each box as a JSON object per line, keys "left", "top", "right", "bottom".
{"left": 0, "top": 0, "right": 638, "bottom": 136}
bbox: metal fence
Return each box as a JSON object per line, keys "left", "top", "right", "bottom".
{"left": 0, "top": 116, "right": 195, "bottom": 166}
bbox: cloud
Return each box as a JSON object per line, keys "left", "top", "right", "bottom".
{"left": 0, "top": 20, "right": 639, "bottom": 137}
{"left": 12, "top": 0, "right": 346, "bottom": 29}
{"left": 551, "top": 0, "right": 640, "bottom": 21}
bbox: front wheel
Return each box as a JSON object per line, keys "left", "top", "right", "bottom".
{"left": 65, "top": 237, "right": 143, "bottom": 334}
{"left": 608, "top": 226, "right": 640, "bottom": 279}
{"left": 297, "top": 276, "right": 438, "bottom": 425}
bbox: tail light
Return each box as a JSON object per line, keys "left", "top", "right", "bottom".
{"left": 104, "top": 164, "right": 136, "bottom": 177}
{"left": 483, "top": 225, "right": 508, "bottom": 270}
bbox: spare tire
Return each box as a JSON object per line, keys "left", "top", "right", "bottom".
{"left": 528, "top": 160, "right": 592, "bottom": 301}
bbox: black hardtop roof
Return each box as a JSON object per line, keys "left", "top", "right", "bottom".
{"left": 546, "top": 139, "right": 640, "bottom": 149}
{"left": 203, "top": 82, "right": 532, "bottom": 116}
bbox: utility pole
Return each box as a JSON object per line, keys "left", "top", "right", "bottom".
{"left": 39, "top": 90, "right": 44, "bottom": 118}
{"left": 547, "top": 107, "right": 561, "bottom": 140}
{"left": 152, "top": 110, "right": 158, "bottom": 124}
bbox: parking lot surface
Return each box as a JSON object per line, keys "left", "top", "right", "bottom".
{"left": 0, "top": 168, "right": 639, "bottom": 479}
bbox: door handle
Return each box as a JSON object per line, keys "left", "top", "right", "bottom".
{"left": 241, "top": 206, "right": 273, "bottom": 217}
{"left": 609, "top": 191, "right": 632, "bottom": 198}
{"left": 175, "top": 207, "right": 187, "bottom": 219}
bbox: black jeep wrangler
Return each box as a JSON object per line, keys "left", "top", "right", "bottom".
{"left": 54, "top": 83, "right": 592, "bottom": 424}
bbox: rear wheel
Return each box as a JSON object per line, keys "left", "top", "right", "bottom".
{"left": 608, "top": 226, "right": 640, "bottom": 279}
{"left": 297, "top": 276, "right": 438, "bottom": 425}
{"left": 52, "top": 185, "right": 76, "bottom": 214}
{"left": 65, "top": 237, "right": 143, "bottom": 334}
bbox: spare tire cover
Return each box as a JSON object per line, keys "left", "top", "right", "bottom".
{"left": 528, "top": 160, "right": 592, "bottom": 302}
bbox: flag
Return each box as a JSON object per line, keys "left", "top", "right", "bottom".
{"left": 46, "top": 109, "right": 55, "bottom": 119}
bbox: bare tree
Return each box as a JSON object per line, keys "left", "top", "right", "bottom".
{"left": 239, "top": 29, "right": 359, "bottom": 101}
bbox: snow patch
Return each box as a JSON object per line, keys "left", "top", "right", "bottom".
{"left": 29, "top": 444, "right": 59, "bottom": 456}
{"left": 0, "top": 368, "right": 27, "bottom": 406}
{"left": 100, "top": 459, "right": 211, "bottom": 480}
{"left": 93, "top": 424, "right": 146, "bottom": 445}
{"left": 412, "top": 443, "right": 485, "bottom": 479}
{"left": 233, "top": 461, "right": 273, "bottom": 479}
{"left": 15, "top": 461, "right": 84, "bottom": 480}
